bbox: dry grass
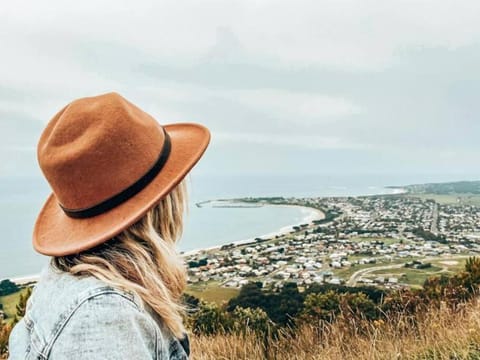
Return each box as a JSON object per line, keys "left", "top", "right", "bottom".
{"left": 190, "top": 299, "right": 480, "bottom": 359}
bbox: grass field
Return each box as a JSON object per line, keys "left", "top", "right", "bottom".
{"left": 0, "top": 288, "right": 29, "bottom": 324}
{"left": 368, "top": 265, "right": 445, "bottom": 286}
{"left": 186, "top": 281, "right": 240, "bottom": 305}
{"left": 190, "top": 298, "right": 480, "bottom": 359}
{"left": 430, "top": 258, "right": 467, "bottom": 273}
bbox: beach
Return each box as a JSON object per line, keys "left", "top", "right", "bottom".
{"left": 180, "top": 203, "right": 325, "bottom": 257}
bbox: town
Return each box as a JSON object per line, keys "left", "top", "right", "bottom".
{"left": 184, "top": 195, "right": 480, "bottom": 291}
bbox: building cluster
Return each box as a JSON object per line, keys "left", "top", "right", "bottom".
{"left": 185, "top": 195, "right": 480, "bottom": 289}
{"left": 439, "top": 204, "right": 480, "bottom": 242}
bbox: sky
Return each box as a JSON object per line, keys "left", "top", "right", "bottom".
{"left": 2, "top": 0, "right": 480, "bottom": 181}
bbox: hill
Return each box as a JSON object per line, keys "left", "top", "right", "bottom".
{"left": 391, "top": 180, "right": 480, "bottom": 195}
{"left": 3, "top": 257, "right": 480, "bottom": 359}
{"left": 190, "top": 299, "right": 480, "bottom": 359}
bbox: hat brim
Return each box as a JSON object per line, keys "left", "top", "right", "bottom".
{"left": 33, "top": 123, "right": 210, "bottom": 256}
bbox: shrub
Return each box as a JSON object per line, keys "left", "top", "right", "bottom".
{"left": 191, "top": 302, "right": 231, "bottom": 335}
{"left": 231, "top": 306, "right": 272, "bottom": 335}
{"left": 300, "top": 290, "right": 340, "bottom": 323}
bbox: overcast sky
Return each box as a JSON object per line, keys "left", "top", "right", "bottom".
{"left": 2, "top": 0, "right": 480, "bottom": 180}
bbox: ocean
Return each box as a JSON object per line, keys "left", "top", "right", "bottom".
{"left": 0, "top": 172, "right": 474, "bottom": 279}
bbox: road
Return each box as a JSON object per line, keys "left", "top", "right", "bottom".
{"left": 346, "top": 263, "right": 405, "bottom": 286}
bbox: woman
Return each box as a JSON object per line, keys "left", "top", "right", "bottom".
{"left": 8, "top": 92, "right": 210, "bottom": 359}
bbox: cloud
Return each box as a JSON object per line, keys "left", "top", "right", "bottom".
{"left": 231, "top": 89, "right": 361, "bottom": 120}
{"left": 213, "top": 131, "right": 368, "bottom": 149}
{"left": 3, "top": 0, "right": 480, "bottom": 75}
{"left": 117, "top": 82, "right": 361, "bottom": 128}
{"left": 1, "top": 0, "right": 480, "bottom": 177}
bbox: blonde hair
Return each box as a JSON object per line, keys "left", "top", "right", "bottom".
{"left": 52, "top": 179, "right": 189, "bottom": 338}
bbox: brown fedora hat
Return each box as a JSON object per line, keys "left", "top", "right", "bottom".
{"left": 33, "top": 92, "right": 210, "bottom": 256}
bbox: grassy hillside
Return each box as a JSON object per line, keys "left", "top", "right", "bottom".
{"left": 190, "top": 299, "right": 480, "bottom": 359}
{"left": 400, "top": 180, "right": 480, "bottom": 195}
{"left": 407, "top": 193, "right": 480, "bottom": 206}
{"left": 392, "top": 180, "right": 480, "bottom": 205}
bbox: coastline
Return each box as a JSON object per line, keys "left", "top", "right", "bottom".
{"left": 5, "top": 203, "right": 324, "bottom": 284}
{"left": 180, "top": 202, "right": 325, "bottom": 257}
{"left": 385, "top": 187, "right": 408, "bottom": 195}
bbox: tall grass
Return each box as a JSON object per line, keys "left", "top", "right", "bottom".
{"left": 190, "top": 298, "right": 480, "bottom": 359}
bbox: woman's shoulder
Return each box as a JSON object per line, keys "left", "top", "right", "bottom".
{"left": 17, "top": 264, "right": 165, "bottom": 358}
{"left": 11, "top": 264, "right": 189, "bottom": 359}
{"left": 26, "top": 265, "right": 146, "bottom": 334}
{"left": 30, "top": 263, "right": 143, "bottom": 314}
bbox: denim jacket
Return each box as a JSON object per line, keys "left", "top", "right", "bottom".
{"left": 8, "top": 264, "right": 189, "bottom": 359}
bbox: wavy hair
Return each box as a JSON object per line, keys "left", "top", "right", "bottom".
{"left": 51, "top": 179, "right": 188, "bottom": 338}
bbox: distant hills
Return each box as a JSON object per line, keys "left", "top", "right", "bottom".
{"left": 390, "top": 180, "right": 480, "bottom": 195}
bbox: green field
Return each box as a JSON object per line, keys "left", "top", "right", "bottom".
{"left": 333, "top": 255, "right": 419, "bottom": 279}
{"left": 406, "top": 193, "right": 480, "bottom": 206}
{"left": 430, "top": 258, "right": 468, "bottom": 273}
{"left": 186, "top": 281, "right": 239, "bottom": 305}
{"left": 367, "top": 265, "right": 444, "bottom": 286}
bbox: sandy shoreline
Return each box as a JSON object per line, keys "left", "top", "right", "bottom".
{"left": 5, "top": 203, "right": 325, "bottom": 283}
{"left": 181, "top": 203, "right": 325, "bottom": 257}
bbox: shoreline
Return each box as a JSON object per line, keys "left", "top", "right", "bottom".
{"left": 385, "top": 187, "right": 408, "bottom": 195}
{"left": 180, "top": 202, "right": 325, "bottom": 257}
{"left": 4, "top": 203, "right": 324, "bottom": 284}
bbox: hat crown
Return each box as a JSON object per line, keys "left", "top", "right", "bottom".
{"left": 38, "top": 92, "right": 165, "bottom": 210}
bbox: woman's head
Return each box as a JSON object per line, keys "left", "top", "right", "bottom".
{"left": 52, "top": 179, "right": 189, "bottom": 338}
{"left": 33, "top": 92, "right": 209, "bottom": 256}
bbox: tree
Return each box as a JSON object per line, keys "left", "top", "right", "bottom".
{"left": 188, "top": 260, "right": 199, "bottom": 268}
{"left": 306, "top": 283, "right": 386, "bottom": 304}
{"left": 0, "top": 280, "right": 19, "bottom": 297}
{"left": 182, "top": 293, "right": 200, "bottom": 311}
{"left": 231, "top": 306, "right": 272, "bottom": 335}
{"left": 191, "top": 302, "right": 231, "bottom": 335}
{"left": 227, "top": 282, "right": 266, "bottom": 312}
{"left": 269, "top": 282, "right": 303, "bottom": 325}
{"left": 422, "top": 274, "right": 450, "bottom": 304}
{"left": 463, "top": 256, "right": 480, "bottom": 292}
{"left": 339, "top": 292, "right": 378, "bottom": 321}
{"left": 301, "top": 290, "right": 340, "bottom": 323}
